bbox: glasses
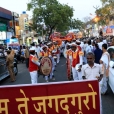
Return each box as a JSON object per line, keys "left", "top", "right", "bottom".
{"left": 87, "top": 58, "right": 92, "bottom": 60}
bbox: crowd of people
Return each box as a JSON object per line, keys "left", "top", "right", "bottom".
{"left": 63, "top": 36, "right": 114, "bottom": 114}
{"left": 2, "top": 35, "right": 114, "bottom": 114}
{"left": 64, "top": 36, "right": 114, "bottom": 95}
{"left": 4, "top": 36, "right": 114, "bottom": 89}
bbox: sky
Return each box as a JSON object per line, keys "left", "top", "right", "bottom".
{"left": 0, "top": 0, "right": 102, "bottom": 21}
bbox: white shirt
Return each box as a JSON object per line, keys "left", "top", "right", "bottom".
{"left": 83, "top": 44, "right": 88, "bottom": 51}
{"left": 86, "top": 45, "right": 93, "bottom": 54}
{"left": 98, "top": 42, "right": 104, "bottom": 50}
{"left": 82, "top": 63, "right": 103, "bottom": 80}
{"left": 100, "top": 52, "right": 110, "bottom": 69}
{"left": 103, "top": 40, "right": 107, "bottom": 44}
{"left": 80, "top": 42, "right": 84, "bottom": 52}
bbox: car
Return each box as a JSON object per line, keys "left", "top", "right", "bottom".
{"left": 107, "top": 46, "right": 114, "bottom": 93}
{"left": 0, "top": 50, "right": 18, "bottom": 81}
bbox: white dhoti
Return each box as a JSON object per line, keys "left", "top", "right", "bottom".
{"left": 100, "top": 52, "right": 110, "bottom": 94}
{"left": 100, "top": 75, "right": 108, "bottom": 94}
{"left": 72, "top": 67, "right": 79, "bottom": 80}
{"left": 45, "top": 76, "right": 48, "bottom": 81}
{"left": 30, "top": 71, "right": 38, "bottom": 84}
{"left": 77, "top": 71, "right": 83, "bottom": 80}
{"left": 49, "top": 57, "right": 55, "bottom": 79}
{"left": 57, "top": 53, "right": 60, "bottom": 63}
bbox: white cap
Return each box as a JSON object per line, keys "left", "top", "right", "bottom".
{"left": 67, "top": 43, "right": 71, "bottom": 46}
{"left": 76, "top": 40, "right": 81, "bottom": 43}
{"left": 71, "top": 42, "right": 77, "bottom": 46}
{"left": 29, "top": 47, "right": 36, "bottom": 51}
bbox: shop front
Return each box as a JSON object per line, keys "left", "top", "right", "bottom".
{"left": 0, "top": 23, "right": 7, "bottom": 44}
{"left": 0, "top": 7, "right": 12, "bottom": 45}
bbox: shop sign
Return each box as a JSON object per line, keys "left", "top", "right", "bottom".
{"left": 0, "top": 23, "right": 6, "bottom": 31}
{"left": 0, "top": 31, "right": 6, "bottom": 40}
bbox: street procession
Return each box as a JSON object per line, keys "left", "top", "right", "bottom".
{"left": 0, "top": 0, "right": 114, "bottom": 114}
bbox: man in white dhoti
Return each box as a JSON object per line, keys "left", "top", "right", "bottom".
{"left": 100, "top": 44, "right": 110, "bottom": 95}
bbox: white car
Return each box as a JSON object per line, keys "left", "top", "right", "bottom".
{"left": 108, "top": 46, "right": 114, "bottom": 93}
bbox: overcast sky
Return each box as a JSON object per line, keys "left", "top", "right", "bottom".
{"left": 0, "top": 0, "right": 102, "bottom": 20}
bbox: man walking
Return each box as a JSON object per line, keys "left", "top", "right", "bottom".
{"left": 82, "top": 52, "right": 103, "bottom": 114}
{"left": 100, "top": 44, "right": 110, "bottom": 95}
{"left": 6, "top": 50, "right": 16, "bottom": 82}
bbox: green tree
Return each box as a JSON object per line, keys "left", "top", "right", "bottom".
{"left": 27, "top": 0, "right": 73, "bottom": 37}
{"left": 95, "top": 4, "right": 111, "bottom": 25}
{"left": 93, "top": 0, "right": 114, "bottom": 25}
{"left": 100, "top": 0, "right": 114, "bottom": 5}
{"left": 70, "top": 19, "right": 85, "bottom": 30}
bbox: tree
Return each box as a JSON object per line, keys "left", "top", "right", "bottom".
{"left": 100, "top": 0, "right": 114, "bottom": 5}
{"left": 70, "top": 19, "right": 85, "bottom": 30}
{"left": 95, "top": 4, "right": 111, "bottom": 25}
{"left": 83, "top": 16, "right": 92, "bottom": 23}
{"left": 27, "top": 0, "right": 73, "bottom": 37}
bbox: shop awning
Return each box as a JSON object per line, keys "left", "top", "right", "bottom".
{"left": 110, "top": 25, "right": 114, "bottom": 29}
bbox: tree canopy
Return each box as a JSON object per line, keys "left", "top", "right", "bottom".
{"left": 93, "top": 0, "right": 114, "bottom": 25}
{"left": 27, "top": 0, "right": 84, "bottom": 36}
{"left": 27, "top": 0, "right": 74, "bottom": 36}
{"left": 70, "top": 19, "right": 85, "bottom": 30}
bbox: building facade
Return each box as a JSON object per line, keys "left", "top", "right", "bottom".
{"left": 0, "top": 7, "right": 12, "bottom": 45}
{"left": 19, "top": 11, "right": 36, "bottom": 46}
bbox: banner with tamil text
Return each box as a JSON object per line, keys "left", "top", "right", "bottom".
{"left": 0, "top": 80, "right": 100, "bottom": 114}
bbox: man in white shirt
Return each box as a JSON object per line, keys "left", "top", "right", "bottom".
{"left": 100, "top": 44, "right": 110, "bottom": 95}
{"left": 82, "top": 52, "right": 103, "bottom": 114}
{"left": 98, "top": 38, "right": 104, "bottom": 50}
{"left": 86, "top": 40, "right": 93, "bottom": 54}
{"left": 82, "top": 52, "right": 103, "bottom": 81}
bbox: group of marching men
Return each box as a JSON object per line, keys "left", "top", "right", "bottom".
{"left": 29, "top": 41, "right": 62, "bottom": 83}
{"left": 63, "top": 37, "right": 113, "bottom": 114}
{"left": 64, "top": 37, "right": 113, "bottom": 96}
{"left": 29, "top": 36, "right": 112, "bottom": 96}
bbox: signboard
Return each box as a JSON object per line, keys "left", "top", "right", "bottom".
{"left": 0, "top": 31, "right": 6, "bottom": 40}
{"left": 10, "top": 38, "right": 18, "bottom": 44}
{"left": 0, "top": 23, "right": 6, "bottom": 31}
{"left": 0, "top": 80, "right": 100, "bottom": 114}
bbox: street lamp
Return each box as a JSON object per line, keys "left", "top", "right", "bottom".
{"left": 93, "top": 16, "right": 100, "bottom": 23}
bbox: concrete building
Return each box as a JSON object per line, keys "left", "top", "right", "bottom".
{"left": 19, "top": 11, "right": 36, "bottom": 46}
{"left": 19, "top": 12, "right": 29, "bottom": 31}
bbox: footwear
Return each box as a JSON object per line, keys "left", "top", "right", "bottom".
{"left": 11, "top": 79, "right": 16, "bottom": 82}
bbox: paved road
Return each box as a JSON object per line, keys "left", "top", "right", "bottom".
{"left": 0, "top": 57, "right": 114, "bottom": 114}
